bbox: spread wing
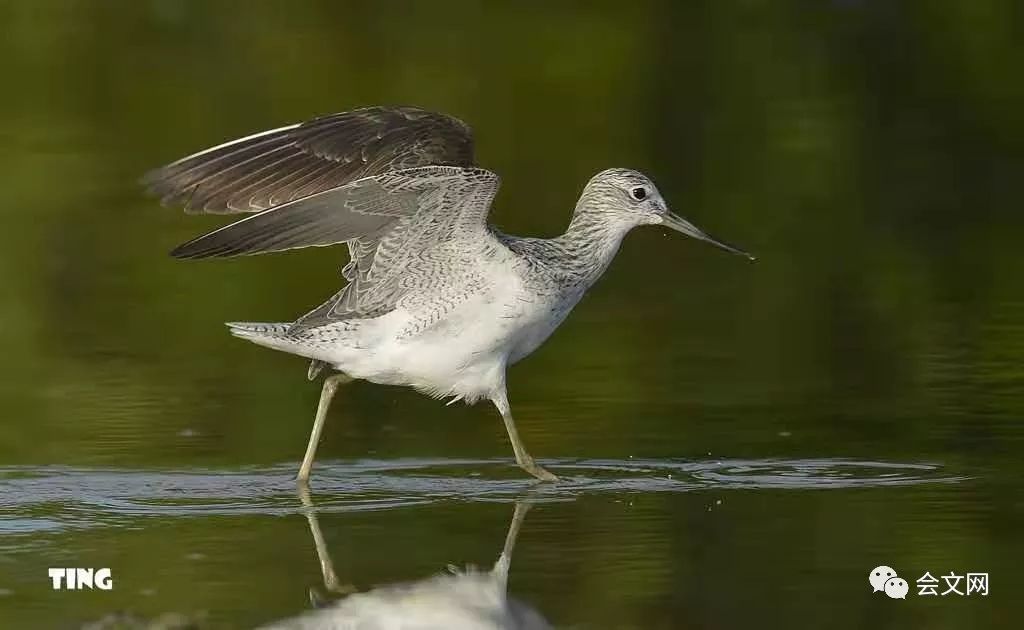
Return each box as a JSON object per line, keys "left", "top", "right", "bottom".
{"left": 168, "top": 166, "right": 499, "bottom": 259}
{"left": 143, "top": 106, "right": 497, "bottom": 334}
{"left": 141, "top": 105, "right": 474, "bottom": 214}
{"left": 170, "top": 166, "right": 501, "bottom": 330}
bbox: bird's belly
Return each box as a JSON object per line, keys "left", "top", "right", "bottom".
{"left": 329, "top": 301, "right": 510, "bottom": 402}
{"left": 334, "top": 290, "right": 574, "bottom": 403}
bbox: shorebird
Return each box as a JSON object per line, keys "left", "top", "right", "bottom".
{"left": 143, "top": 105, "right": 752, "bottom": 485}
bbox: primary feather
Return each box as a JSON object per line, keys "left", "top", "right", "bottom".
{"left": 141, "top": 105, "right": 475, "bottom": 213}
{"left": 145, "top": 107, "right": 490, "bottom": 334}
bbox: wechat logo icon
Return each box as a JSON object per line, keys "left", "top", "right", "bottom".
{"left": 869, "top": 566, "right": 906, "bottom": 599}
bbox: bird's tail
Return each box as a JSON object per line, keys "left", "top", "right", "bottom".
{"left": 226, "top": 321, "right": 319, "bottom": 358}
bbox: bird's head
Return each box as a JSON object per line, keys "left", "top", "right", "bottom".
{"left": 577, "top": 168, "right": 754, "bottom": 260}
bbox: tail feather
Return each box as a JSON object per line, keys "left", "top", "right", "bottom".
{"left": 226, "top": 320, "right": 359, "bottom": 368}
{"left": 226, "top": 321, "right": 292, "bottom": 337}
{"left": 226, "top": 321, "right": 316, "bottom": 358}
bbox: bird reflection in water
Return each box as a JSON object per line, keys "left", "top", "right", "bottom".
{"left": 262, "top": 491, "right": 551, "bottom": 629}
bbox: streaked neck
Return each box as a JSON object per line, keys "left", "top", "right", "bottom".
{"left": 552, "top": 206, "right": 630, "bottom": 286}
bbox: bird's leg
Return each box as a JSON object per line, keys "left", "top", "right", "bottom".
{"left": 297, "top": 373, "right": 352, "bottom": 487}
{"left": 492, "top": 391, "right": 558, "bottom": 482}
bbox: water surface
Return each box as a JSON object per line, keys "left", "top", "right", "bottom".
{"left": 1, "top": 1, "right": 1022, "bottom": 628}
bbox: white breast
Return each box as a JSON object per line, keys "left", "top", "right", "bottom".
{"left": 329, "top": 264, "right": 580, "bottom": 405}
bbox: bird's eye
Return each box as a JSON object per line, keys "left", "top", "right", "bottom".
{"left": 629, "top": 186, "right": 648, "bottom": 201}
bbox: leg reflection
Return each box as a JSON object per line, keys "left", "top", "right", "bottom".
{"left": 492, "top": 501, "right": 531, "bottom": 592}
{"left": 295, "top": 489, "right": 534, "bottom": 601}
{"left": 279, "top": 492, "right": 550, "bottom": 629}
{"left": 297, "top": 485, "right": 356, "bottom": 600}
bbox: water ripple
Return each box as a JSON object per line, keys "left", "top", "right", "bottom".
{"left": 0, "top": 458, "right": 967, "bottom": 537}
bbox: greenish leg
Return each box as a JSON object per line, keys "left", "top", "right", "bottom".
{"left": 492, "top": 390, "right": 558, "bottom": 482}
{"left": 297, "top": 373, "right": 352, "bottom": 487}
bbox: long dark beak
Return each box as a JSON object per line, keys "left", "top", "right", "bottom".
{"left": 661, "top": 211, "right": 755, "bottom": 260}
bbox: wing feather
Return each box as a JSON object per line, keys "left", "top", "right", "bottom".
{"left": 142, "top": 105, "right": 475, "bottom": 214}
{"left": 288, "top": 167, "right": 500, "bottom": 331}
{"left": 144, "top": 107, "right": 494, "bottom": 333}
{"left": 169, "top": 177, "right": 413, "bottom": 259}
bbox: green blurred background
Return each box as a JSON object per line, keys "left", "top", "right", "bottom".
{"left": 0, "top": 0, "right": 1021, "bottom": 628}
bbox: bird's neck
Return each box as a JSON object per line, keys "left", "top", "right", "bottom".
{"left": 552, "top": 207, "right": 630, "bottom": 287}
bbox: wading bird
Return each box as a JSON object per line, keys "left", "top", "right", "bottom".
{"left": 143, "top": 106, "right": 752, "bottom": 485}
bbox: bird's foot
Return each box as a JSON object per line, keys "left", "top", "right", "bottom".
{"left": 520, "top": 460, "right": 559, "bottom": 482}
